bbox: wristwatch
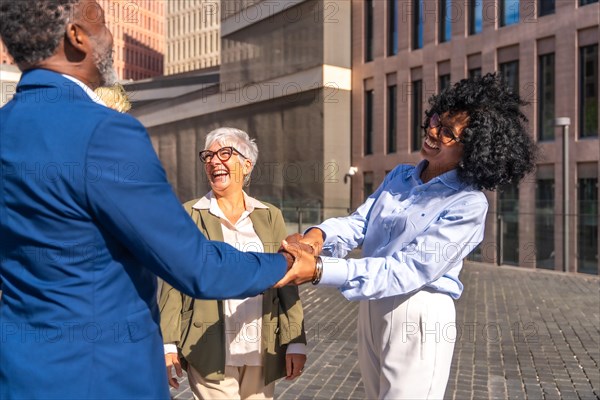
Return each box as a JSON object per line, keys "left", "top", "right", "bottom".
{"left": 312, "top": 256, "right": 323, "bottom": 285}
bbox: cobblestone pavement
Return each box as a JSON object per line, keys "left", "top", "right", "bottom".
{"left": 171, "top": 262, "right": 600, "bottom": 399}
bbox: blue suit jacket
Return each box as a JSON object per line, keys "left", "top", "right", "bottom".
{"left": 0, "top": 69, "right": 287, "bottom": 399}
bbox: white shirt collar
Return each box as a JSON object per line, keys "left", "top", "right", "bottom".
{"left": 61, "top": 74, "right": 106, "bottom": 106}
{"left": 192, "top": 191, "right": 269, "bottom": 214}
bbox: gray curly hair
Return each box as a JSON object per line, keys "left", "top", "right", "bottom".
{"left": 0, "top": 0, "right": 80, "bottom": 67}
{"left": 204, "top": 127, "right": 259, "bottom": 187}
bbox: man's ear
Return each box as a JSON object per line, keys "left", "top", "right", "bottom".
{"left": 63, "top": 23, "right": 88, "bottom": 61}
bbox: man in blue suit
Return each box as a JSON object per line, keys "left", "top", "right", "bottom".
{"left": 0, "top": 1, "right": 314, "bottom": 398}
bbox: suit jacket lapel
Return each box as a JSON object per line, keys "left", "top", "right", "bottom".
{"left": 196, "top": 209, "right": 224, "bottom": 242}
{"left": 249, "top": 209, "right": 273, "bottom": 250}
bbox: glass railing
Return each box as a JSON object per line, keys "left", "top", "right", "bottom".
{"left": 280, "top": 205, "right": 351, "bottom": 235}
{"left": 278, "top": 205, "right": 598, "bottom": 275}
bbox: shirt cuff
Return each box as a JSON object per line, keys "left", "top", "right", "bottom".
{"left": 318, "top": 256, "right": 348, "bottom": 287}
{"left": 286, "top": 343, "right": 306, "bottom": 355}
{"left": 164, "top": 343, "right": 178, "bottom": 354}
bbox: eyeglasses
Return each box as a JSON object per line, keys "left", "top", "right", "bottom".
{"left": 423, "top": 113, "right": 461, "bottom": 144}
{"left": 198, "top": 146, "right": 247, "bottom": 164}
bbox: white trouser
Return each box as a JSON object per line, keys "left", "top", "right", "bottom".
{"left": 358, "top": 289, "right": 457, "bottom": 400}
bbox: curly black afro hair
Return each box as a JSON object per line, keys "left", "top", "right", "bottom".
{"left": 0, "top": 0, "right": 80, "bottom": 67}
{"left": 425, "top": 73, "right": 538, "bottom": 191}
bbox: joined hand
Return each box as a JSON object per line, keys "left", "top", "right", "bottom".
{"left": 276, "top": 238, "right": 316, "bottom": 287}
{"left": 276, "top": 230, "right": 326, "bottom": 287}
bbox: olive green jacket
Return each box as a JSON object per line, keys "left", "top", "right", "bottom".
{"left": 159, "top": 197, "right": 306, "bottom": 385}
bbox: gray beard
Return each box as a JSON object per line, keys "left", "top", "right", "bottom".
{"left": 96, "top": 53, "right": 117, "bottom": 86}
{"left": 92, "top": 39, "right": 117, "bottom": 86}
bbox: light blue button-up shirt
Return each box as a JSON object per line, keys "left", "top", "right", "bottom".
{"left": 315, "top": 161, "right": 488, "bottom": 301}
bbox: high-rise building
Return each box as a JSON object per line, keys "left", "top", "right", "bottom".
{"left": 99, "top": 0, "right": 165, "bottom": 80}
{"left": 129, "top": 0, "right": 353, "bottom": 228}
{"left": 352, "top": 0, "right": 599, "bottom": 274}
{"left": 165, "top": 0, "right": 220, "bottom": 75}
{"left": 0, "top": 0, "right": 165, "bottom": 81}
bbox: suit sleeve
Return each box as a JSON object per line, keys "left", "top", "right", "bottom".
{"left": 83, "top": 114, "right": 286, "bottom": 299}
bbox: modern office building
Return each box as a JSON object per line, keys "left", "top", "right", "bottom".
{"left": 165, "top": 0, "right": 220, "bottom": 75}
{"left": 0, "top": 0, "right": 165, "bottom": 80}
{"left": 98, "top": 0, "right": 165, "bottom": 80}
{"left": 130, "top": 0, "right": 352, "bottom": 227}
{"left": 352, "top": 0, "right": 599, "bottom": 274}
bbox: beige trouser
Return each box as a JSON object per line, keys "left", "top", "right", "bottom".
{"left": 358, "top": 289, "right": 457, "bottom": 400}
{"left": 187, "top": 365, "right": 274, "bottom": 400}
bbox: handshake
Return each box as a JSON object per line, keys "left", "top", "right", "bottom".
{"left": 275, "top": 228, "right": 325, "bottom": 288}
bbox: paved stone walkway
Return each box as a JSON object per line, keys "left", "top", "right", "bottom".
{"left": 171, "top": 262, "right": 600, "bottom": 399}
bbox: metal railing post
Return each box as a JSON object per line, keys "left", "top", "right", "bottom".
{"left": 497, "top": 214, "right": 504, "bottom": 266}
{"left": 555, "top": 117, "right": 571, "bottom": 273}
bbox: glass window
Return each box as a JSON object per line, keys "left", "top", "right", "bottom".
{"left": 538, "top": 53, "right": 555, "bottom": 141}
{"left": 365, "top": 0, "right": 374, "bottom": 62}
{"left": 363, "top": 172, "right": 374, "bottom": 202}
{"left": 469, "top": 68, "right": 482, "bottom": 79}
{"left": 500, "top": 60, "right": 519, "bottom": 94}
{"left": 498, "top": 183, "right": 520, "bottom": 265}
{"left": 413, "top": 0, "right": 424, "bottom": 49}
{"left": 579, "top": 45, "right": 598, "bottom": 138}
{"left": 578, "top": 178, "right": 598, "bottom": 274}
{"left": 387, "top": 85, "right": 397, "bottom": 153}
{"left": 439, "top": 74, "right": 451, "bottom": 92}
{"left": 538, "top": 0, "right": 555, "bottom": 16}
{"left": 467, "top": 244, "right": 484, "bottom": 262}
{"left": 439, "top": 0, "right": 452, "bottom": 42}
{"left": 580, "top": 0, "right": 599, "bottom": 5}
{"left": 388, "top": 0, "right": 399, "bottom": 56}
{"left": 500, "top": 0, "right": 520, "bottom": 27}
{"left": 365, "top": 90, "right": 374, "bottom": 155}
{"left": 536, "top": 178, "right": 555, "bottom": 269}
{"left": 411, "top": 80, "right": 423, "bottom": 152}
{"left": 469, "top": 0, "right": 483, "bottom": 35}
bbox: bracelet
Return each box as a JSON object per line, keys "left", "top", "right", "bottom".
{"left": 312, "top": 256, "right": 323, "bottom": 285}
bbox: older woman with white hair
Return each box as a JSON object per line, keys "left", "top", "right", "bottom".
{"left": 159, "top": 127, "right": 307, "bottom": 400}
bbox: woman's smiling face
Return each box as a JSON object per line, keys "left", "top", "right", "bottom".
{"left": 421, "top": 111, "right": 469, "bottom": 173}
{"left": 203, "top": 143, "right": 251, "bottom": 194}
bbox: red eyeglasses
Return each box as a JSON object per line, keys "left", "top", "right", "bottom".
{"left": 198, "top": 146, "right": 247, "bottom": 164}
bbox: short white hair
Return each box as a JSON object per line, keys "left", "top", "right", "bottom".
{"left": 203, "top": 127, "right": 258, "bottom": 186}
